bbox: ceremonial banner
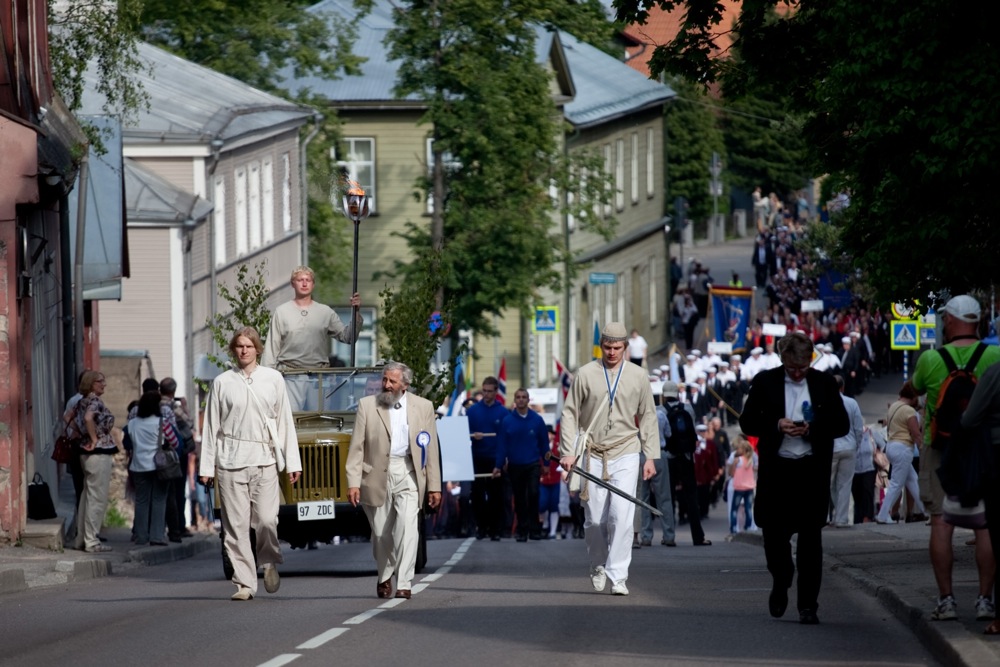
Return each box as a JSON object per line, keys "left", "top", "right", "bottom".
{"left": 708, "top": 286, "right": 754, "bottom": 353}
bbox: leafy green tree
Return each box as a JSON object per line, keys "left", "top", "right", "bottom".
{"left": 720, "top": 90, "right": 809, "bottom": 198}
{"left": 48, "top": 0, "right": 149, "bottom": 130}
{"left": 139, "top": 0, "right": 363, "bottom": 94}
{"left": 615, "top": 0, "right": 1000, "bottom": 304}
{"left": 664, "top": 78, "right": 727, "bottom": 233}
{"left": 200, "top": 261, "right": 273, "bottom": 388}
{"left": 381, "top": 0, "right": 618, "bottom": 336}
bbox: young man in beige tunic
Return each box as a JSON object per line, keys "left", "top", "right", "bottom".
{"left": 559, "top": 322, "right": 659, "bottom": 596}
{"left": 261, "top": 266, "right": 362, "bottom": 409}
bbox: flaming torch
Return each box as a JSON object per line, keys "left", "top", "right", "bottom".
{"left": 341, "top": 179, "right": 370, "bottom": 365}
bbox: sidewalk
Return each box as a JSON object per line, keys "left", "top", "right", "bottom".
{"left": 0, "top": 471, "right": 216, "bottom": 595}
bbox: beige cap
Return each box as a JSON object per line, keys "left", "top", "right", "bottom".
{"left": 601, "top": 322, "right": 628, "bottom": 342}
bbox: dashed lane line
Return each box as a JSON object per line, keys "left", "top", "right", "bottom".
{"left": 258, "top": 537, "right": 474, "bottom": 667}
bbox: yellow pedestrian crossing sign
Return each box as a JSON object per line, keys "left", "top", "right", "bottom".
{"left": 891, "top": 321, "right": 919, "bottom": 350}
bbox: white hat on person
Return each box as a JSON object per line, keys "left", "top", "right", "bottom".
{"left": 941, "top": 294, "right": 981, "bottom": 323}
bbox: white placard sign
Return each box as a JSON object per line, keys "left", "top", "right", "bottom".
{"left": 762, "top": 323, "right": 787, "bottom": 337}
{"left": 436, "top": 416, "right": 475, "bottom": 482}
{"left": 707, "top": 341, "right": 733, "bottom": 355}
{"left": 800, "top": 299, "right": 824, "bottom": 313}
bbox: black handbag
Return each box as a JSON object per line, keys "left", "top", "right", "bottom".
{"left": 153, "top": 417, "right": 183, "bottom": 481}
{"left": 27, "top": 473, "right": 58, "bottom": 520}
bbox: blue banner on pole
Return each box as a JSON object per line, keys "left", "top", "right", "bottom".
{"left": 709, "top": 287, "right": 754, "bottom": 353}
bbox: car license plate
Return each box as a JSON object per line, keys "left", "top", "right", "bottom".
{"left": 297, "top": 500, "right": 335, "bottom": 521}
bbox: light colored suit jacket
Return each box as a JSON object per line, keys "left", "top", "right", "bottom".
{"left": 346, "top": 392, "right": 441, "bottom": 509}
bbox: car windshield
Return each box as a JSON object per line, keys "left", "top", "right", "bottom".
{"left": 280, "top": 367, "right": 383, "bottom": 413}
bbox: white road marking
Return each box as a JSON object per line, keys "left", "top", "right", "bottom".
{"left": 344, "top": 608, "right": 385, "bottom": 624}
{"left": 262, "top": 537, "right": 474, "bottom": 665}
{"left": 257, "top": 654, "right": 301, "bottom": 667}
{"left": 296, "top": 628, "right": 349, "bottom": 649}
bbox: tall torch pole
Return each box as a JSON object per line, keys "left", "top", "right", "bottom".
{"left": 342, "top": 181, "right": 370, "bottom": 366}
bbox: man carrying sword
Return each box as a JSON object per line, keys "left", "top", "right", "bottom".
{"left": 559, "top": 322, "right": 659, "bottom": 596}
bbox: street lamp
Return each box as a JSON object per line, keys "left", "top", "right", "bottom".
{"left": 341, "top": 179, "right": 370, "bottom": 366}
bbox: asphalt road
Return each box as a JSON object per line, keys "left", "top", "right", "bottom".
{"left": 0, "top": 512, "right": 939, "bottom": 667}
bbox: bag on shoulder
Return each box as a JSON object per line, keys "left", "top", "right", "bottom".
{"left": 152, "top": 416, "right": 183, "bottom": 481}
{"left": 52, "top": 435, "right": 76, "bottom": 463}
{"left": 931, "top": 343, "right": 988, "bottom": 451}
{"left": 665, "top": 402, "right": 697, "bottom": 456}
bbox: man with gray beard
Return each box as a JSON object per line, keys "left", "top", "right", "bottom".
{"left": 347, "top": 362, "right": 442, "bottom": 600}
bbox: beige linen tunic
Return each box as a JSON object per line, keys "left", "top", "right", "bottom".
{"left": 199, "top": 367, "right": 302, "bottom": 475}
{"left": 559, "top": 359, "right": 660, "bottom": 464}
{"left": 261, "top": 301, "right": 356, "bottom": 369}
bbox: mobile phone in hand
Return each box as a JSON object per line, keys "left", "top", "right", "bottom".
{"left": 793, "top": 420, "right": 805, "bottom": 427}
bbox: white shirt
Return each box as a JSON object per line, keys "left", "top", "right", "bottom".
{"left": 390, "top": 393, "right": 410, "bottom": 457}
{"left": 627, "top": 335, "right": 648, "bottom": 360}
{"left": 779, "top": 376, "right": 813, "bottom": 459}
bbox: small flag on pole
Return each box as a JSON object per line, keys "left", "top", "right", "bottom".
{"left": 592, "top": 321, "right": 602, "bottom": 360}
{"left": 496, "top": 357, "right": 507, "bottom": 406}
{"left": 447, "top": 355, "right": 466, "bottom": 416}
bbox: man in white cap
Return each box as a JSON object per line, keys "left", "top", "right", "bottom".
{"left": 744, "top": 347, "right": 766, "bottom": 380}
{"left": 560, "top": 322, "right": 659, "bottom": 596}
{"left": 912, "top": 294, "right": 1000, "bottom": 622}
{"left": 683, "top": 355, "right": 700, "bottom": 384}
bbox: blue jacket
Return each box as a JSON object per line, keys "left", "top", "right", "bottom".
{"left": 466, "top": 400, "right": 509, "bottom": 458}
{"left": 495, "top": 409, "right": 549, "bottom": 468}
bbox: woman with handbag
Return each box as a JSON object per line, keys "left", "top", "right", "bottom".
{"left": 199, "top": 327, "right": 302, "bottom": 601}
{"left": 72, "top": 370, "right": 119, "bottom": 553}
{"left": 128, "top": 391, "right": 178, "bottom": 545}
{"left": 875, "top": 382, "right": 928, "bottom": 525}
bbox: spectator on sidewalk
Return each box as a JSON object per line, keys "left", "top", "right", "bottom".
{"left": 912, "top": 294, "right": 1000, "bottom": 622}
{"left": 875, "top": 382, "right": 928, "bottom": 525}
{"left": 853, "top": 423, "right": 885, "bottom": 524}
{"left": 830, "top": 375, "right": 864, "bottom": 527}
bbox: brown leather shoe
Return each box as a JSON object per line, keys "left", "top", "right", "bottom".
{"left": 377, "top": 579, "right": 392, "bottom": 599}
{"left": 394, "top": 589, "right": 411, "bottom": 599}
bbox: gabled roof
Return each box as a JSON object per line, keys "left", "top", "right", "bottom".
{"left": 286, "top": 0, "right": 671, "bottom": 121}
{"left": 125, "top": 159, "right": 214, "bottom": 226}
{"left": 79, "top": 42, "right": 313, "bottom": 145}
{"left": 559, "top": 30, "right": 673, "bottom": 130}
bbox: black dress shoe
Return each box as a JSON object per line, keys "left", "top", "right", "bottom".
{"left": 377, "top": 578, "right": 392, "bottom": 599}
{"left": 661, "top": 539, "right": 676, "bottom": 547}
{"left": 769, "top": 585, "right": 788, "bottom": 618}
{"left": 693, "top": 539, "right": 712, "bottom": 546}
{"left": 799, "top": 609, "right": 820, "bottom": 625}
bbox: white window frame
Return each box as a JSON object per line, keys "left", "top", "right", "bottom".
{"left": 630, "top": 132, "right": 639, "bottom": 205}
{"left": 262, "top": 157, "right": 274, "bottom": 244}
{"left": 649, "top": 257, "right": 658, "bottom": 326}
{"left": 646, "top": 128, "right": 656, "bottom": 198}
{"left": 615, "top": 139, "right": 625, "bottom": 212}
{"left": 603, "top": 144, "right": 612, "bottom": 217}
{"left": 235, "top": 167, "right": 248, "bottom": 257}
{"left": 336, "top": 138, "right": 377, "bottom": 213}
{"left": 249, "top": 161, "right": 262, "bottom": 249}
{"left": 281, "top": 153, "right": 292, "bottom": 232}
{"left": 213, "top": 175, "right": 226, "bottom": 267}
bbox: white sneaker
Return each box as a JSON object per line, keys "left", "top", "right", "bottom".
{"left": 263, "top": 564, "right": 280, "bottom": 594}
{"left": 930, "top": 595, "right": 957, "bottom": 621}
{"left": 231, "top": 586, "right": 254, "bottom": 601}
{"left": 611, "top": 580, "right": 629, "bottom": 596}
{"left": 976, "top": 595, "right": 996, "bottom": 620}
{"left": 590, "top": 566, "right": 607, "bottom": 592}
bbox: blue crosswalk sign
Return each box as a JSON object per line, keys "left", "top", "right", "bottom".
{"left": 891, "top": 321, "right": 919, "bottom": 350}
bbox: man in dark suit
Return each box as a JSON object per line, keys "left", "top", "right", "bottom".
{"left": 739, "top": 332, "right": 850, "bottom": 625}
{"left": 750, "top": 234, "right": 776, "bottom": 289}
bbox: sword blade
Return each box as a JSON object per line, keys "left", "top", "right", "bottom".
{"left": 571, "top": 465, "right": 663, "bottom": 517}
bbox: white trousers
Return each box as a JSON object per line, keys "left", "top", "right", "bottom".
{"left": 829, "top": 449, "right": 856, "bottom": 526}
{"left": 362, "top": 456, "right": 419, "bottom": 590}
{"left": 217, "top": 465, "right": 282, "bottom": 594}
{"left": 877, "top": 441, "right": 926, "bottom": 522}
{"left": 584, "top": 453, "right": 640, "bottom": 584}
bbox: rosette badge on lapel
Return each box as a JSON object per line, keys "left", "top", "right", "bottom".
{"left": 416, "top": 431, "right": 431, "bottom": 468}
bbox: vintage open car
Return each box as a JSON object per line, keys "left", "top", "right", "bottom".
{"left": 219, "top": 366, "right": 428, "bottom": 579}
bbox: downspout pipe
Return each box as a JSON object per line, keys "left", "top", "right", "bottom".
{"left": 300, "top": 111, "right": 324, "bottom": 265}
{"left": 73, "top": 154, "right": 89, "bottom": 377}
